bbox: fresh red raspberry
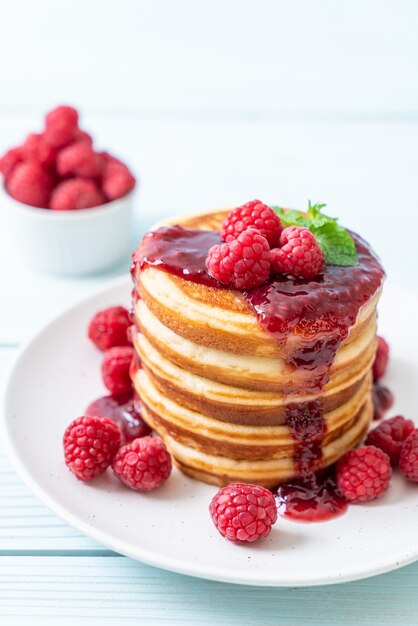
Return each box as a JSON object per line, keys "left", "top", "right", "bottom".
{"left": 209, "top": 483, "right": 277, "bottom": 543}
{"left": 74, "top": 129, "right": 93, "bottom": 146}
{"left": 85, "top": 393, "right": 151, "bottom": 444}
{"left": 63, "top": 415, "right": 121, "bottom": 481}
{"left": 271, "top": 226, "right": 324, "bottom": 279}
{"left": 206, "top": 228, "right": 271, "bottom": 290}
{"left": 22, "top": 133, "right": 58, "bottom": 167}
{"left": 400, "top": 430, "right": 418, "bottom": 482}
{"left": 336, "top": 445, "right": 392, "bottom": 503}
{"left": 88, "top": 306, "right": 132, "bottom": 351}
{"left": 221, "top": 200, "right": 283, "bottom": 247}
{"left": 44, "top": 105, "right": 79, "bottom": 147}
{"left": 102, "top": 152, "right": 126, "bottom": 171}
{"left": 102, "top": 165, "right": 136, "bottom": 201}
{"left": 112, "top": 436, "right": 172, "bottom": 490}
{"left": 366, "top": 416, "right": 414, "bottom": 465}
{"left": 101, "top": 346, "right": 134, "bottom": 394}
{"left": 0, "top": 147, "right": 23, "bottom": 180}
{"left": 7, "top": 161, "right": 53, "bottom": 208}
{"left": 373, "top": 336, "right": 389, "bottom": 382}
{"left": 56, "top": 141, "right": 103, "bottom": 178}
{"left": 372, "top": 383, "right": 394, "bottom": 420}
{"left": 49, "top": 178, "right": 105, "bottom": 210}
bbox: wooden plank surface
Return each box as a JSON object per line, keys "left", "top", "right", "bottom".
{"left": 1, "top": 556, "right": 418, "bottom": 625}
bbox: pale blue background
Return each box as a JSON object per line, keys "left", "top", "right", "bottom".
{"left": 1, "top": 1, "right": 418, "bottom": 623}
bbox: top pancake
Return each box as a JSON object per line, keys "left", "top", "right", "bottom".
{"left": 132, "top": 209, "right": 384, "bottom": 363}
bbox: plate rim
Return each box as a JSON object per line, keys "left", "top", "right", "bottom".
{"left": 2, "top": 277, "right": 418, "bottom": 587}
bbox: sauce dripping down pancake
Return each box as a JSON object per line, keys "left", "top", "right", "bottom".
{"left": 133, "top": 224, "right": 384, "bottom": 518}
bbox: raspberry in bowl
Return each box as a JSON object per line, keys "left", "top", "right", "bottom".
{"left": 0, "top": 105, "right": 137, "bottom": 275}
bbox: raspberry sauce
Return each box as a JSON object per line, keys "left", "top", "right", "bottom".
{"left": 285, "top": 400, "right": 326, "bottom": 476}
{"left": 275, "top": 470, "right": 348, "bottom": 522}
{"left": 133, "top": 224, "right": 385, "bottom": 518}
{"left": 85, "top": 393, "right": 151, "bottom": 444}
{"left": 133, "top": 227, "right": 384, "bottom": 357}
{"left": 133, "top": 226, "right": 221, "bottom": 288}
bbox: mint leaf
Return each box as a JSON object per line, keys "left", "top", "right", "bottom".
{"left": 312, "top": 222, "right": 358, "bottom": 266}
{"left": 307, "top": 201, "right": 328, "bottom": 220}
{"left": 272, "top": 206, "right": 311, "bottom": 228}
{"left": 272, "top": 202, "right": 358, "bottom": 267}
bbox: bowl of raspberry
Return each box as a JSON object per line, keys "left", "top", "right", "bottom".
{"left": 0, "top": 105, "right": 137, "bottom": 275}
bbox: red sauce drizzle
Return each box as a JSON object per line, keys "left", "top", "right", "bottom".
{"left": 85, "top": 393, "right": 151, "bottom": 444}
{"left": 275, "top": 470, "right": 348, "bottom": 522}
{"left": 132, "top": 224, "right": 385, "bottom": 521}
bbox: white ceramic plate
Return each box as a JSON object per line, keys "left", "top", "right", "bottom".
{"left": 3, "top": 278, "right": 418, "bottom": 587}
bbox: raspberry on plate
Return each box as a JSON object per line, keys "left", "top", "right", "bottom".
{"left": 49, "top": 178, "right": 105, "bottom": 210}
{"left": 88, "top": 306, "right": 132, "bottom": 351}
{"left": 44, "top": 105, "right": 79, "bottom": 147}
{"left": 7, "top": 161, "right": 54, "bottom": 208}
{"left": 221, "top": 200, "right": 283, "bottom": 247}
{"left": 400, "top": 430, "right": 418, "bottom": 482}
{"left": 63, "top": 415, "right": 121, "bottom": 481}
{"left": 372, "top": 383, "right": 394, "bottom": 420}
{"left": 101, "top": 346, "right": 135, "bottom": 394}
{"left": 56, "top": 141, "right": 103, "bottom": 178}
{"left": 209, "top": 483, "right": 277, "bottom": 543}
{"left": 366, "top": 415, "right": 414, "bottom": 465}
{"left": 373, "top": 336, "right": 389, "bottom": 382}
{"left": 271, "top": 226, "right": 324, "bottom": 279}
{"left": 112, "top": 436, "right": 172, "bottom": 490}
{"left": 336, "top": 445, "right": 392, "bottom": 503}
{"left": 0, "top": 147, "right": 23, "bottom": 180}
{"left": 206, "top": 228, "right": 271, "bottom": 290}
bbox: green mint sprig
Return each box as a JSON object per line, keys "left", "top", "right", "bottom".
{"left": 272, "top": 201, "right": 358, "bottom": 267}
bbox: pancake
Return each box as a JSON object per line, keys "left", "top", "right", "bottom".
{"left": 131, "top": 208, "right": 384, "bottom": 487}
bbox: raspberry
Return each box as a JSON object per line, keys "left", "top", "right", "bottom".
{"left": 206, "top": 228, "right": 271, "bottom": 290}
{"left": 0, "top": 147, "right": 23, "bottom": 179}
{"left": 74, "top": 129, "right": 93, "bottom": 146}
{"left": 102, "top": 164, "right": 136, "bottom": 201}
{"left": 85, "top": 393, "right": 151, "bottom": 444}
{"left": 44, "top": 105, "right": 79, "bottom": 147}
{"left": 336, "top": 445, "right": 392, "bottom": 503}
{"left": 56, "top": 141, "right": 103, "bottom": 178}
{"left": 271, "top": 226, "right": 324, "bottom": 279}
{"left": 112, "top": 436, "right": 172, "bottom": 490}
{"left": 221, "top": 200, "right": 283, "bottom": 247}
{"left": 209, "top": 483, "right": 277, "bottom": 543}
{"left": 49, "top": 178, "right": 105, "bottom": 210}
{"left": 373, "top": 383, "right": 394, "bottom": 420}
{"left": 88, "top": 306, "right": 132, "bottom": 351}
{"left": 400, "top": 430, "right": 418, "bottom": 482}
{"left": 366, "top": 416, "right": 414, "bottom": 465}
{"left": 102, "top": 152, "right": 125, "bottom": 171}
{"left": 373, "top": 336, "right": 389, "bottom": 382}
{"left": 101, "top": 346, "right": 134, "bottom": 394}
{"left": 22, "top": 133, "right": 58, "bottom": 166}
{"left": 63, "top": 415, "right": 121, "bottom": 481}
{"left": 7, "top": 161, "right": 53, "bottom": 208}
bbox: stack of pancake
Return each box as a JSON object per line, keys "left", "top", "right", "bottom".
{"left": 131, "top": 210, "right": 382, "bottom": 488}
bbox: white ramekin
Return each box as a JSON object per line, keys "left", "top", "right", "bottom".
{"left": 0, "top": 182, "right": 135, "bottom": 275}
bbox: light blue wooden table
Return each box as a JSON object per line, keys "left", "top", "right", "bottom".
{"left": 2, "top": 1, "right": 418, "bottom": 622}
